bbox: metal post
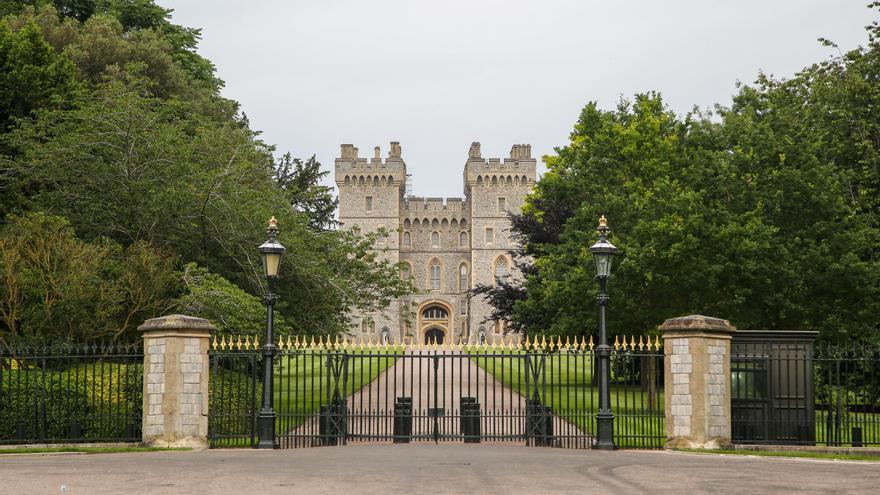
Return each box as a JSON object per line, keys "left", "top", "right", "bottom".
{"left": 257, "top": 280, "right": 278, "bottom": 449}
{"left": 595, "top": 276, "right": 616, "bottom": 450}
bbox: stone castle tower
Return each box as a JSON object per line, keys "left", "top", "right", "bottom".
{"left": 335, "top": 141, "right": 536, "bottom": 344}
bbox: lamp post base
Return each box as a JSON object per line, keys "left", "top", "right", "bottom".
{"left": 257, "top": 411, "right": 276, "bottom": 449}
{"left": 594, "top": 412, "right": 616, "bottom": 450}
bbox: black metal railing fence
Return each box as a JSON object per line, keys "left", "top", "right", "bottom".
{"left": 207, "top": 334, "right": 665, "bottom": 449}
{"left": 0, "top": 343, "right": 143, "bottom": 445}
{"left": 732, "top": 340, "right": 880, "bottom": 446}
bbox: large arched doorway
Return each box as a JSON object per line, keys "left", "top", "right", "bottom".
{"left": 425, "top": 327, "right": 445, "bottom": 345}
{"left": 418, "top": 301, "right": 452, "bottom": 344}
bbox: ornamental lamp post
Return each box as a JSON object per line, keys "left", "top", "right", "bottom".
{"left": 257, "top": 216, "right": 286, "bottom": 449}
{"left": 589, "top": 215, "right": 618, "bottom": 450}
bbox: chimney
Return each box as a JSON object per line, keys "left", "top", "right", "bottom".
{"left": 374, "top": 146, "right": 381, "bottom": 159}
{"left": 468, "top": 142, "right": 481, "bottom": 159}
{"left": 340, "top": 144, "right": 355, "bottom": 160}
{"left": 389, "top": 141, "right": 402, "bottom": 159}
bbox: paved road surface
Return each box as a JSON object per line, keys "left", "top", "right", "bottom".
{"left": 1, "top": 445, "right": 878, "bottom": 494}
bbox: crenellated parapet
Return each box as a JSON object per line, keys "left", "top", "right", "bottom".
{"left": 463, "top": 142, "right": 537, "bottom": 189}
{"left": 336, "top": 142, "right": 406, "bottom": 188}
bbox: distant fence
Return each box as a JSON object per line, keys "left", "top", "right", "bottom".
{"left": 732, "top": 334, "right": 880, "bottom": 447}
{"left": 0, "top": 344, "right": 143, "bottom": 445}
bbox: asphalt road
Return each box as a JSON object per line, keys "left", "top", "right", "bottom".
{"left": 1, "top": 445, "right": 878, "bottom": 495}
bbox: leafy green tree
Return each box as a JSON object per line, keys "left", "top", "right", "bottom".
{"left": 0, "top": 212, "right": 176, "bottom": 349}
{"left": 490, "top": 91, "right": 877, "bottom": 344}
{"left": 274, "top": 153, "right": 338, "bottom": 231}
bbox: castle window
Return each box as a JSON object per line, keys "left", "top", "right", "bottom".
{"left": 461, "top": 299, "right": 467, "bottom": 315}
{"left": 498, "top": 197, "right": 506, "bottom": 213}
{"left": 344, "top": 176, "right": 350, "bottom": 186}
{"left": 361, "top": 319, "right": 375, "bottom": 334}
{"left": 400, "top": 263, "right": 411, "bottom": 280}
{"left": 365, "top": 196, "right": 373, "bottom": 211}
{"left": 403, "top": 231, "right": 411, "bottom": 247}
{"left": 429, "top": 260, "right": 441, "bottom": 290}
{"left": 460, "top": 219, "right": 467, "bottom": 229}
{"left": 494, "top": 257, "right": 509, "bottom": 285}
{"left": 431, "top": 231, "right": 440, "bottom": 248}
{"left": 359, "top": 176, "right": 365, "bottom": 186}
{"left": 459, "top": 231, "right": 467, "bottom": 247}
{"left": 486, "top": 227, "right": 494, "bottom": 244}
{"left": 422, "top": 306, "right": 448, "bottom": 320}
{"left": 459, "top": 263, "right": 469, "bottom": 292}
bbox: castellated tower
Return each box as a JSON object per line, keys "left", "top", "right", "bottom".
{"left": 335, "top": 141, "right": 536, "bottom": 344}
{"left": 335, "top": 142, "right": 405, "bottom": 342}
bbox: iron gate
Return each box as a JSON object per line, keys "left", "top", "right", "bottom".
{"left": 207, "top": 335, "right": 665, "bottom": 449}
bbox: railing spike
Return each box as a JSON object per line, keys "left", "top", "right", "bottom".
{"left": 655, "top": 335, "right": 662, "bottom": 349}
{"left": 589, "top": 335, "right": 595, "bottom": 351}
{"left": 211, "top": 336, "right": 218, "bottom": 350}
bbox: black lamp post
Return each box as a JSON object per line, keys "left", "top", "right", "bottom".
{"left": 257, "top": 216, "right": 285, "bottom": 449}
{"left": 589, "top": 215, "right": 618, "bottom": 450}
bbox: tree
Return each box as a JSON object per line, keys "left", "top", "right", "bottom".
{"left": 0, "top": 212, "right": 176, "bottom": 349}
{"left": 274, "top": 153, "right": 338, "bottom": 231}
{"left": 488, "top": 91, "right": 878, "bottom": 344}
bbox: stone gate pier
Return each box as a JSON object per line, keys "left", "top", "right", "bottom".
{"left": 139, "top": 315, "right": 214, "bottom": 449}
{"left": 660, "top": 314, "right": 736, "bottom": 449}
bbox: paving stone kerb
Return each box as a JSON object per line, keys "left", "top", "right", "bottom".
{"left": 138, "top": 314, "right": 214, "bottom": 449}
{"left": 660, "top": 315, "right": 736, "bottom": 449}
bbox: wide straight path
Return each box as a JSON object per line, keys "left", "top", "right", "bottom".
{"left": 1, "top": 445, "right": 878, "bottom": 494}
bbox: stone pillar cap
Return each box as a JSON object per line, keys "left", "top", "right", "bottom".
{"left": 138, "top": 314, "right": 215, "bottom": 333}
{"left": 659, "top": 314, "right": 736, "bottom": 334}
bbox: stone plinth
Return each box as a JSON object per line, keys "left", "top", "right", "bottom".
{"left": 660, "top": 315, "right": 735, "bottom": 449}
{"left": 138, "top": 315, "right": 214, "bottom": 449}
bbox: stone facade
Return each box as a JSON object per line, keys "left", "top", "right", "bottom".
{"left": 139, "top": 314, "right": 213, "bottom": 449}
{"left": 335, "top": 141, "right": 536, "bottom": 344}
{"left": 660, "top": 314, "right": 735, "bottom": 449}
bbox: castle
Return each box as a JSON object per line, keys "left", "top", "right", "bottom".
{"left": 335, "top": 141, "right": 536, "bottom": 344}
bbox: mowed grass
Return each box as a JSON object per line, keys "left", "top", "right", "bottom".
{"left": 468, "top": 349, "right": 665, "bottom": 448}
{"left": 274, "top": 350, "right": 401, "bottom": 431}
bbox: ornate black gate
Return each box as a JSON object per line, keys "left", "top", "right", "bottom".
{"left": 207, "top": 335, "right": 665, "bottom": 449}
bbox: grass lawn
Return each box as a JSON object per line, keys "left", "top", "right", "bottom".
{"left": 0, "top": 446, "right": 190, "bottom": 455}
{"left": 675, "top": 448, "right": 880, "bottom": 462}
{"left": 274, "top": 349, "right": 401, "bottom": 432}
{"left": 468, "top": 349, "right": 665, "bottom": 448}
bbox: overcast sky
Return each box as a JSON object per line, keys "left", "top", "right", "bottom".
{"left": 163, "top": 1, "right": 874, "bottom": 198}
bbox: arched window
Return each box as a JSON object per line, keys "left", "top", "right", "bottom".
{"left": 441, "top": 218, "right": 448, "bottom": 227}
{"left": 403, "top": 231, "right": 411, "bottom": 247}
{"left": 459, "top": 263, "right": 469, "bottom": 291}
{"left": 459, "top": 231, "right": 467, "bottom": 247}
{"left": 494, "top": 257, "right": 509, "bottom": 285}
{"left": 460, "top": 219, "right": 467, "bottom": 229}
{"left": 431, "top": 231, "right": 440, "bottom": 248}
{"left": 404, "top": 218, "right": 411, "bottom": 228}
{"left": 400, "top": 262, "right": 411, "bottom": 280}
{"left": 358, "top": 176, "right": 365, "bottom": 186}
{"left": 381, "top": 327, "right": 390, "bottom": 344}
{"left": 361, "top": 319, "right": 375, "bottom": 333}
{"left": 451, "top": 218, "right": 458, "bottom": 228}
{"left": 429, "top": 259, "right": 441, "bottom": 290}
{"left": 422, "top": 306, "right": 448, "bottom": 320}
{"left": 431, "top": 218, "right": 439, "bottom": 228}
{"left": 413, "top": 219, "right": 420, "bottom": 228}
{"left": 344, "top": 176, "right": 350, "bottom": 186}
{"left": 477, "top": 176, "right": 483, "bottom": 185}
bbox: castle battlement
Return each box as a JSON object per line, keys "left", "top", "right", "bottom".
{"left": 335, "top": 142, "right": 406, "bottom": 185}
{"left": 402, "top": 197, "right": 469, "bottom": 212}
